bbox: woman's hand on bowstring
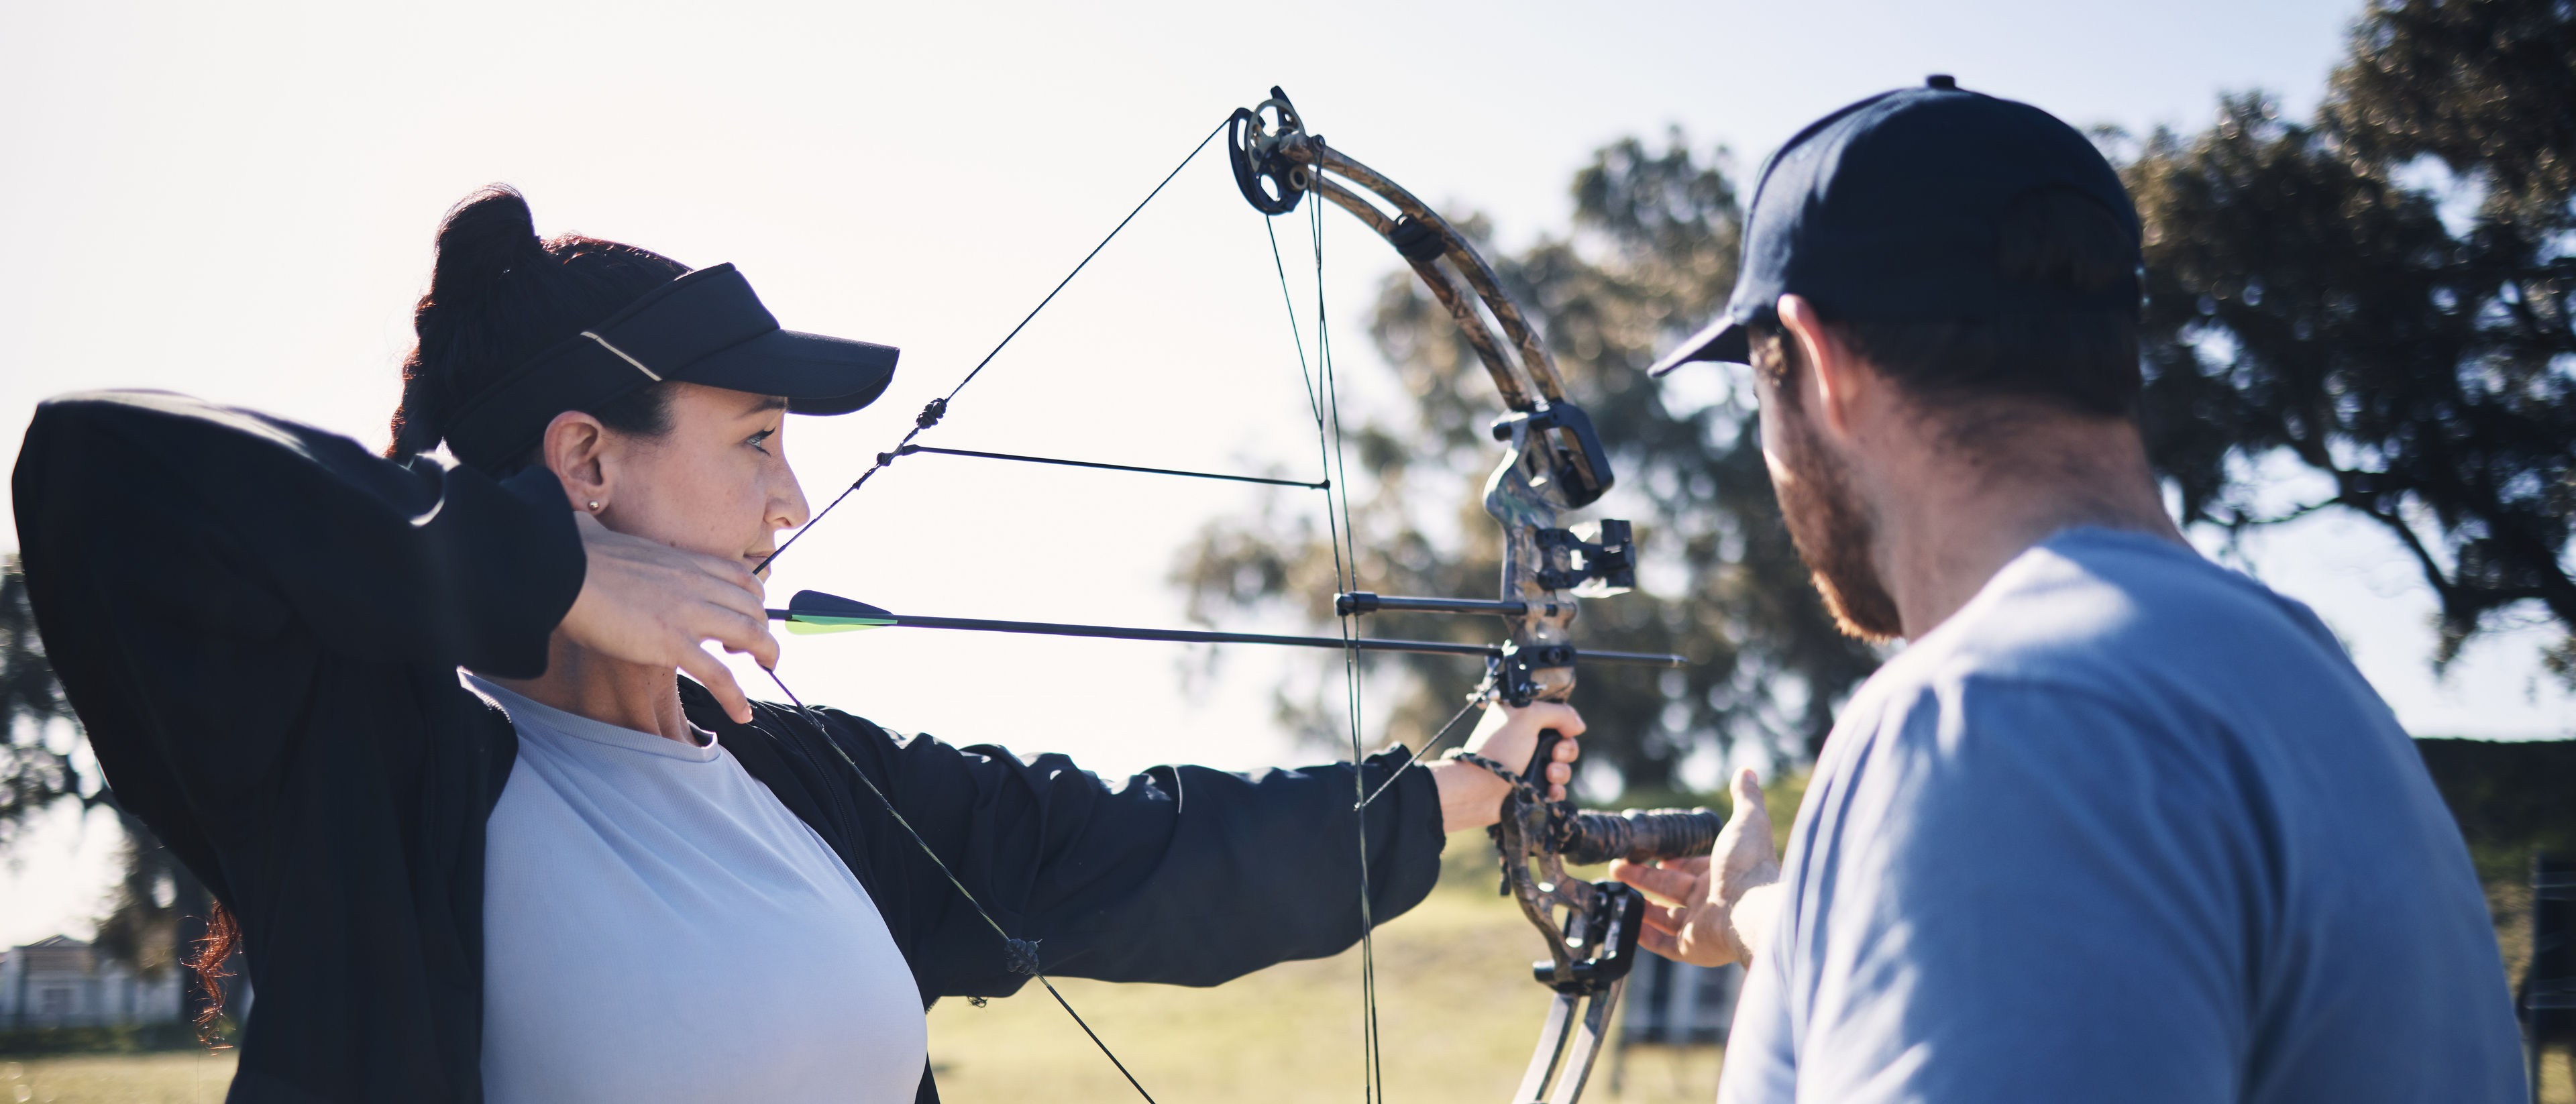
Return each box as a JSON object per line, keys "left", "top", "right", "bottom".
{"left": 1432, "top": 700, "right": 1585, "bottom": 833}
{"left": 557, "top": 510, "right": 777, "bottom": 724}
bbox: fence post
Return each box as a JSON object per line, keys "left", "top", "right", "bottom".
{"left": 2526, "top": 854, "right": 2573, "bottom": 1103}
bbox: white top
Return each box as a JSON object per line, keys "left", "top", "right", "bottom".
{"left": 470, "top": 674, "right": 928, "bottom": 1104}
{"left": 1719, "top": 529, "right": 2522, "bottom": 1104}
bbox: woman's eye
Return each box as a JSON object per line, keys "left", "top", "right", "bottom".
{"left": 747, "top": 429, "right": 776, "bottom": 453}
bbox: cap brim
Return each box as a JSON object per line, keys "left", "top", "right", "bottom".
{"left": 1646, "top": 314, "right": 1752, "bottom": 378}
{"left": 680, "top": 328, "right": 900, "bottom": 416}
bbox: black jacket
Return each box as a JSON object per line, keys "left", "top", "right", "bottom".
{"left": 12, "top": 392, "right": 1444, "bottom": 1103}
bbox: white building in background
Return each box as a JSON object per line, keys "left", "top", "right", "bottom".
{"left": 0, "top": 935, "right": 185, "bottom": 1028}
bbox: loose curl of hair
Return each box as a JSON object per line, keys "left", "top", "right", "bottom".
{"left": 384, "top": 184, "right": 690, "bottom": 472}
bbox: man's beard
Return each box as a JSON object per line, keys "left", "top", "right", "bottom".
{"left": 1771, "top": 417, "right": 1904, "bottom": 643}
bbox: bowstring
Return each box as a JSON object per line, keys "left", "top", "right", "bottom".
{"left": 1355, "top": 674, "right": 1495, "bottom": 810}
{"left": 739, "top": 114, "right": 1243, "bottom": 1104}
{"left": 759, "top": 115, "right": 1234, "bottom": 576}
{"left": 1265, "top": 219, "right": 1322, "bottom": 427}
{"left": 1264, "top": 195, "right": 1382, "bottom": 1104}
{"left": 1279, "top": 181, "right": 1386, "bottom": 1104}
{"left": 758, "top": 668, "right": 1158, "bottom": 1103}
{"left": 739, "top": 107, "right": 1407, "bottom": 1104}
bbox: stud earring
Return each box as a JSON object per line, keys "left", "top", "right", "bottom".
{"left": 586, "top": 501, "right": 601, "bottom": 512}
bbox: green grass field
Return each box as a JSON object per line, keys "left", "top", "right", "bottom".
{"left": 1, "top": 1052, "right": 239, "bottom": 1104}
{"left": 9, "top": 827, "right": 2568, "bottom": 1103}
{"left": 2, "top": 833, "right": 1730, "bottom": 1104}
{"left": 922, "top": 863, "right": 1724, "bottom": 1104}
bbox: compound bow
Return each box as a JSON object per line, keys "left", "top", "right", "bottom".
{"left": 1229, "top": 87, "right": 1725, "bottom": 1103}
{"left": 761, "top": 86, "right": 1730, "bottom": 1104}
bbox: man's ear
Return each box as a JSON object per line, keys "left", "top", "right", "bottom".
{"left": 1776, "top": 294, "right": 1870, "bottom": 439}
{"left": 539, "top": 410, "right": 613, "bottom": 512}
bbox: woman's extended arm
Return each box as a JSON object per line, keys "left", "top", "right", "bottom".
{"left": 704, "top": 681, "right": 1582, "bottom": 1001}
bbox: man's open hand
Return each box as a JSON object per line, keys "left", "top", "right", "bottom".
{"left": 1610, "top": 767, "right": 1781, "bottom": 967}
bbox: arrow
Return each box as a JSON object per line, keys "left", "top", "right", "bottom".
{"left": 769, "top": 591, "right": 1688, "bottom": 666}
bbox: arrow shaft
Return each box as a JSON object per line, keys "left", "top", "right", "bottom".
{"left": 763, "top": 608, "right": 1686, "bottom": 666}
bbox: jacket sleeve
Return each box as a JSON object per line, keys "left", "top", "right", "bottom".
{"left": 10, "top": 391, "right": 583, "bottom": 842}
{"left": 759, "top": 697, "right": 1449, "bottom": 997}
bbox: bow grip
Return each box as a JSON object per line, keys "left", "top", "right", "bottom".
{"left": 1523, "top": 727, "right": 1563, "bottom": 795}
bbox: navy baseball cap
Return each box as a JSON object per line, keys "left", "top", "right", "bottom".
{"left": 443, "top": 263, "right": 898, "bottom": 471}
{"left": 1649, "top": 75, "right": 2139, "bottom": 376}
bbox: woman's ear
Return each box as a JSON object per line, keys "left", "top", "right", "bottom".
{"left": 539, "top": 410, "right": 613, "bottom": 513}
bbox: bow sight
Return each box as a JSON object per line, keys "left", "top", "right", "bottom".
{"left": 1233, "top": 85, "right": 1719, "bottom": 1104}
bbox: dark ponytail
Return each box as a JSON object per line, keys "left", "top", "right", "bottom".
{"left": 386, "top": 185, "right": 690, "bottom": 469}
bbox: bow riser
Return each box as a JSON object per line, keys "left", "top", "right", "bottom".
{"left": 1489, "top": 421, "right": 1579, "bottom": 702}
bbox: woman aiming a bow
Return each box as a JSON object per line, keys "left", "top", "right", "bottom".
{"left": 11, "top": 185, "right": 1583, "bottom": 1104}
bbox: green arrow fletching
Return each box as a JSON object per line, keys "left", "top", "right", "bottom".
{"left": 782, "top": 590, "right": 897, "bottom": 634}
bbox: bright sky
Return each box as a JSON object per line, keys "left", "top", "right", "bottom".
{"left": 3, "top": 0, "right": 2568, "bottom": 946}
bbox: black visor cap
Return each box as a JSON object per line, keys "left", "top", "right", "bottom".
{"left": 686, "top": 326, "right": 897, "bottom": 417}
{"left": 442, "top": 264, "right": 898, "bottom": 471}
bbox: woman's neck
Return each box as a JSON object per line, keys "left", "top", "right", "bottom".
{"left": 484, "top": 632, "right": 696, "bottom": 743}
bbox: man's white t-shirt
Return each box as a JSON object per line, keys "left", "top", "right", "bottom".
{"left": 470, "top": 675, "right": 928, "bottom": 1104}
{"left": 1718, "top": 528, "right": 2524, "bottom": 1103}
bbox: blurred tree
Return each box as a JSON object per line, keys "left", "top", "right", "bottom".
{"left": 1174, "top": 138, "right": 1882, "bottom": 792}
{"left": 3, "top": 552, "right": 83, "bottom": 852}
{"left": 1178, "top": 0, "right": 2575, "bottom": 790}
{"left": 2127, "top": 0, "right": 2575, "bottom": 684}
{"left": 5, "top": 552, "right": 224, "bottom": 1019}
{"left": 90, "top": 810, "right": 197, "bottom": 982}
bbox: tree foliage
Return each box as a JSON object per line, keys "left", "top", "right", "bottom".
{"left": 1175, "top": 139, "right": 1880, "bottom": 791}
{"left": 2129, "top": 0, "right": 2575, "bottom": 681}
{"left": 1179, "top": 0, "right": 2576, "bottom": 788}
{"left": 5, "top": 553, "right": 215, "bottom": 995}
{"left": 2, "top": 553, "right": 85, "bottom": 852}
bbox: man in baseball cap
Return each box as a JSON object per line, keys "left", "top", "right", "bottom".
{"left": 1618, "top": 78, "right": 2523, "bottom": 1103}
